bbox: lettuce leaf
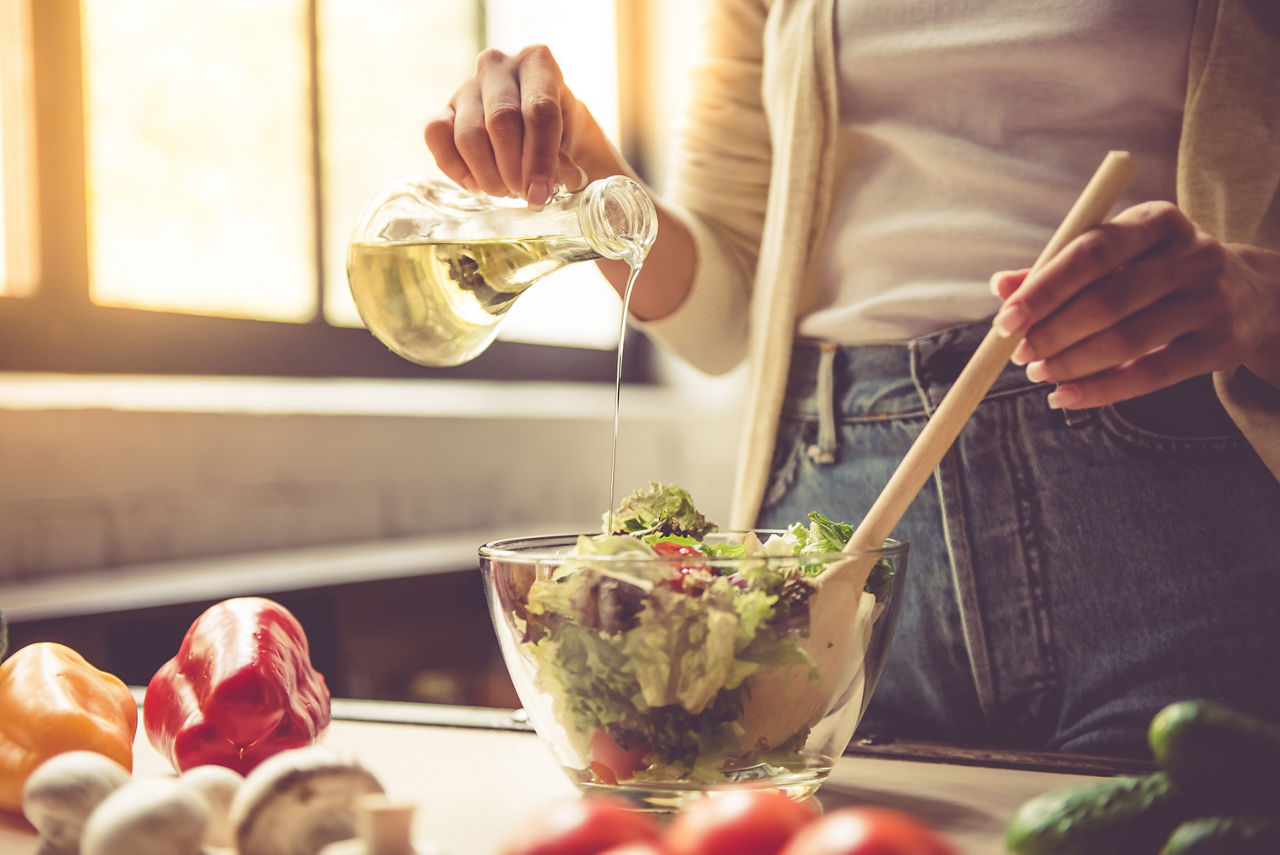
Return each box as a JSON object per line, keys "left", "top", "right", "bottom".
{"left": 605, "top": 481, "right": 716, "bottom": 539}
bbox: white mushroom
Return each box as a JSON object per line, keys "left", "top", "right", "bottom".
{"left": 318, "top": 795, "right": 429, "bottom": 855}
{"left": 230, "top": 746, "right": 385, "bottom": 855}
{"left": 177, "top": 765, "right": 244, "bottom": 849}
{"left": 80, "top": 778, "right": 210, "bottom": 855}
{"left": 21, "top": 751, "right": 132, "bottom": 855}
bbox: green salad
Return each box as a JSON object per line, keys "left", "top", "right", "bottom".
{"left": 514, "top": 482, "right": 893, "bottom": 785}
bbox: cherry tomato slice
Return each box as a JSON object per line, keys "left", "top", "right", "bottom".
{"left": 652, "top": 540, "right": 709, "bottom": 590}
{"left": 589, "top": 728, "right": 650, "bottom": 783}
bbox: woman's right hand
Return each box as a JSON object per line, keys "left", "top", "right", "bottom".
{"left": 424, "top": 45, "right": 610, "bottom": 208}
{"left": 425, "top": 44, "right": 697, "bottom": 325}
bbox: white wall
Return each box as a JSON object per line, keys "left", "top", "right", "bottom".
{"left": 0, "top": 368, "right": 746, "bottom": 586}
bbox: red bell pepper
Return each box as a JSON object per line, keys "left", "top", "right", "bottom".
{"left": 143, "top": 597, "right": 331, "bottom": 775}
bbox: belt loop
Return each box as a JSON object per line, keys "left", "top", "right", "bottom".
{"left": 807, "top": 344, "right": 839, "bottom": 465}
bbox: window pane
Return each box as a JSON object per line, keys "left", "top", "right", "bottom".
{"left": 317, "top": 0, "right": 481, "bottom": 327}
{"left": 81, "top": 1, "right": 315, "bottom": 321}
{"left": 484, "top": 0, "right": 623, "bottom": 350}
{"left": 0, "top": 0, "right": 37, "bottom": 298}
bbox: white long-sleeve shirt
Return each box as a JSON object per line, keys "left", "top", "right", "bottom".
{"left": 802, "top": 0, "right": 1193, "bottom": 345}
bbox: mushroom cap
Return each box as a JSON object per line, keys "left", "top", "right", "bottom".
{"left": 22, "top": 751, "right": 132, "bottom": 854}
{"left": 81, "top": 778, "right": 209, "bottom": 855}
{"left": 231, "top": 746, "right": 385, "bottom": 855}
{"left": 178, "top": 765, "right": 244, "bottom": 849}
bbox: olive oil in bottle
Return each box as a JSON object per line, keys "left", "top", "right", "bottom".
{"left": 347, "top": 175, "right": 656, "bottom": 368}
{"left": 347, "top": 236, "right": 600, "bottom": 368}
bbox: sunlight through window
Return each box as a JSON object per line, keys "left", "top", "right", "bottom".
{"left": 82, "top": 1, "right": 316, "bottom": 321}
{"left": 483, "top": 0, "right": 624, "bottom": 350}
{"left": 318, "top": 0, "right": 482, "bottom": 328}
{"left": 0, "top": 0, "right": 37, "bottom": 299}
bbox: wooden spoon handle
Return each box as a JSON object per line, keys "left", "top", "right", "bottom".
{"left": 845, "top": 150, "right": 1137, "bottom": 554}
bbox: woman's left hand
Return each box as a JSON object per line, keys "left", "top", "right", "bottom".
{"left": 990, "top": 201, "right": 1280, "bottom": 409}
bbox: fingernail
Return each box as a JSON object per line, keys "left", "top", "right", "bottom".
{"left": 460, "top": 175, "right": 479, "bottom": 194}
{"left": 994, "top": 302, "right": 1029, "bottom": 337}
{"left": 1011, "top": 339, "right": 1035, "bottom": 366}
{"left": 570, "top": 165, "right": 590, "bottom": 192}
{"left": 525, "top": 178, "right": 551, "bottom": 210}
{"left": 1046, "top": 384, "right": 1081, "bottom": 410}
{"left": 1025, "top": 361, "right": 1049, "bottom": 383}
{"left": 988, "top": 273, "right": 1005, "bottom": 296}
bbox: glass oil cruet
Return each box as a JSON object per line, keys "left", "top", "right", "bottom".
{"left": 346, "top": 175, "right": 657, "bottom": 367}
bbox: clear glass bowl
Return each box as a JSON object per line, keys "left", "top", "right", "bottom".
{"left": 479, "top": 531, "right": 908, "bottom": 810}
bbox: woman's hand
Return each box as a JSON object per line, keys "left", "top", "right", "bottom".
{"left": 424, "top": 45, "right": 619, "bottom": 207}
{"left": 990, "top": 201, "right": 1280, "bottom": 408}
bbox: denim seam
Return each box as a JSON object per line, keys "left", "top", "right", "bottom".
{"left": 914, "top": 339, "right": 999, "bottom": 726}
{"left": 934, "top": 447, "right": 999, "bottom": 726}
{"left": 1000, "top": 397, "right": 1062, "bottom": 699}
{"left": 908, "top": 341, "right": 935, "bottom": 418}
{"left": 761, "top": 426, "right": 806, "bottom": 511}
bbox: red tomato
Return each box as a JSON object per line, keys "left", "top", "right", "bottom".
{"left": 652, "top": 541, "right": 709, "bottom": 590}
{"left": 777, "top": 807, "right": 956, "bottom": 855}
{"left": 652, "top": 540, "right": 703, "bottom": 560}
{"left": 499, "top": 797, "right": 662, "bottom": 855}
{"left": 597, "top": 844, "right": 671, "bottom": 855}
{"left": 665, "top": 789, "right": 818, "bottom": 855}
{"left": 589, "top": 728, "right": 650, "bottom": 783}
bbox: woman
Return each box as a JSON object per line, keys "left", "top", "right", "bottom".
{"left": 425, "top": 0, "right": 1280, "bottom": 756}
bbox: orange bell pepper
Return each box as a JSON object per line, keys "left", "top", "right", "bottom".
{"left": 0, "top": 642, "right": 137, "bottom": 813}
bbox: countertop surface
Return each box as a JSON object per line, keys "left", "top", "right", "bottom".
{"left": 0, "top": 701, "right": 1132, "bottom": 855}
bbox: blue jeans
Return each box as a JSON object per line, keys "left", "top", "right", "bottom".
{"left": 756, "top": 321, "right": 1280, "bottom": 757}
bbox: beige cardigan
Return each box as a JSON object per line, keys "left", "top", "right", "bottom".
{"left": 641, "top": 0, "right": 1280, "bottom": 528}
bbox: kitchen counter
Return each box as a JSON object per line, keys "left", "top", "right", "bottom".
{"left": 0, "top": 701, "right": 1140, "bottom": 855}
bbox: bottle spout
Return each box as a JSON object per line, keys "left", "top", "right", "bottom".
{"left": 577, "top": 176, "right": 657, "bottom": 266}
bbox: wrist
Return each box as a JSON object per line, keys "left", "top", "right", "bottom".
{"left": 569, "top": 102, "right": 634, "bottom": 184}
{"left": 1231, "top": 243, "right": 1280, "bottom": 389}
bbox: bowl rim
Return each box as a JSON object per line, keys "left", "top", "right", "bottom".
{"left": 477, "top": 530, "right": 908, "bottom": 563}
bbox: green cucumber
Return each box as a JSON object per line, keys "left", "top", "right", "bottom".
{"left": 1161, "top": 815, "right": 1280, "bottom": 854}
{"left": 1149, "top": 700, "right": 1280, "bottom": 810}
{"left": 1005, "top": 772, "right": 1189, "bottom": 855}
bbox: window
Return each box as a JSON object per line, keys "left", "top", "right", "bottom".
{"left": 0, "top": 0, "right": 38, "bottom": 300}
{"left": 0, "top": 0, "right": 649, "bottom": 382}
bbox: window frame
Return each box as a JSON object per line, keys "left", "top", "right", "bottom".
{"left": 0, "top": 0, "right": 652, "bottom": 384}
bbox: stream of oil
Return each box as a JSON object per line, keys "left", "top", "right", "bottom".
{"left": 606, "top": 262, "right": 642, "bottom": 534}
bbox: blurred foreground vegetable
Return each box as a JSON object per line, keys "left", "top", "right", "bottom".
{"left": 1006, "top": 699, "right": 1280, "bottom": 855}
{"left": 144, "top": 597, "right": 332, "bottom": 775}
{"left": 498, "top": 795, "right": 953, "bottom": 855}
{"left": 0, "top": 642, "right": 137, "bottom": 813}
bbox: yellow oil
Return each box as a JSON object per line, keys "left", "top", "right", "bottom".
{"left": 347, "top": 236, "right": 598, "bottom": 367}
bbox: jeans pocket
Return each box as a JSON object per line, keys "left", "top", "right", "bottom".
{"left": 1096, "top": 376, "right": 1245, "bottom": 453}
